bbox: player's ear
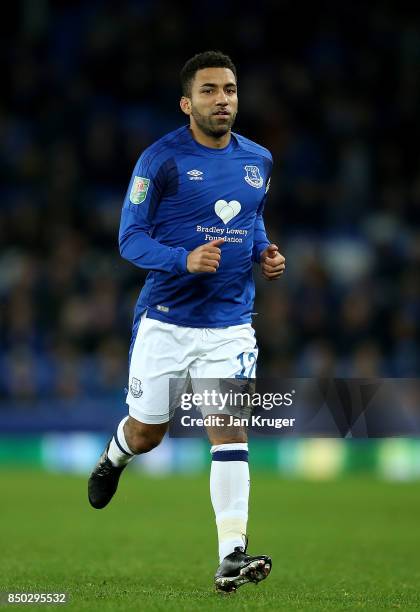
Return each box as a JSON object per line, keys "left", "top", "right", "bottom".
{"left": 180, "top": 96, "right": 192, "bottom": 116}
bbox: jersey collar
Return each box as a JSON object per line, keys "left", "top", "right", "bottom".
{"left": 186, "top": 126, "right": 236, "bottom": 155}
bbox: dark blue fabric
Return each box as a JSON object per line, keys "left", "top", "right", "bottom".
{"left": 212, "top": 449, "right": 249, "bottom": 462}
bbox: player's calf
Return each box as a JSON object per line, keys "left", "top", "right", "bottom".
{"left": 123, "top": 417, "right": 168, "bottom": 454}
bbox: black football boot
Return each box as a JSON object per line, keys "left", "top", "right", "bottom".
{"left": 88, "top": 442, "right": 127, "bottom": 509}
{"left": 214, "top": 539, "right": 272, "bottom": 593}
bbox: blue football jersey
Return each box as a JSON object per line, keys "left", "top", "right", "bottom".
{"left": 119, "top": 125, "right": 272, "bottom": 328}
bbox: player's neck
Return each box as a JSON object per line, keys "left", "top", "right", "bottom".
{"left": 189, "top": 125, "right": 231, "bottom": 149}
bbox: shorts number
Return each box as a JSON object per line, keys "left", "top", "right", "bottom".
{"left": 235, "top": 352, "right": 256, "bottom": 379}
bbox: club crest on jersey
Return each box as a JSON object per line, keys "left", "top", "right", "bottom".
{"left": 130, "top": 176, "right": 150, "bottom": 204}
{"left": 244, "top": 165, "right": 263, "bottom": 189}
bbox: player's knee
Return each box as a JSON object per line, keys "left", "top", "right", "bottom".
{"left": 205, "top": 418, "right": 247, "bottom": 445}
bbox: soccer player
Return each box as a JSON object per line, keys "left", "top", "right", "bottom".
{"left": 88, "top": 50, "right": 285, "bottom": 593}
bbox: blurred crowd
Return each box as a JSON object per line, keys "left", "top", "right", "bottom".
{"left": 1, "top": 0, "right": 418, "bottom": 401}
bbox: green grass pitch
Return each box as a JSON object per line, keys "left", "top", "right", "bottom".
{"left": 1, "top": 469, "right": 420, "bottom": 610}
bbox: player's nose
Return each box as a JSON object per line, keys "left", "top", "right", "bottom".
{"left": 215, "top": 91, "right": 229, "bottom": 105}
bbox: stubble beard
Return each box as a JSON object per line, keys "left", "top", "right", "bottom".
{"left": 191, "top": 106, "right": 237, "bottom": 139}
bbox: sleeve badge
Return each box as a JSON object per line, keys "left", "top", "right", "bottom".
{"left": 129, "top": 176, "right": 150, "bottom": 204}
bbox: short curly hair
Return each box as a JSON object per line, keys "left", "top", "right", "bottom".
{"left": 180, "top": 50, "right": 237, "bottom": 97}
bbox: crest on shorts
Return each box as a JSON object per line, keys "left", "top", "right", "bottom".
{"left": 130, "top": 377, "right": 143, "bottom": 398}
{"left": 244, "top": 165, "right": 263, "bottom": 189}
{"left": 130, "top": 176, "right": 150, "bottom": 204}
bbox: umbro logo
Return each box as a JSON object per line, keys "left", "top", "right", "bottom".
{"left": 187, "top": 169, "right": 203, "bottom": 181}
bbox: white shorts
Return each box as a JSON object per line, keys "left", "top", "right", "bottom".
{"left": 126, "top": 313, "right": 258, "bottom": 424}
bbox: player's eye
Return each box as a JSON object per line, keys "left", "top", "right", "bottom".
{"left": 201, "top": 89, "right": 213, "bottom": 94}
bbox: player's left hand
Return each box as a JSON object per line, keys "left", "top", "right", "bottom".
{"left": 260, "top": 244, "right": 285, "bottom": 280}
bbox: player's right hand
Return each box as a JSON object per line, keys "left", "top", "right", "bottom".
{"left": 187, "top": 238, "right": 224, "bottom": 273}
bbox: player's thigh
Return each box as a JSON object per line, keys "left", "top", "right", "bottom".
{"left": 127, "top": 315, "right": 194, "bottom": 424}
{"left": 191, "top": 323, "right": 258, "bottom": 380}
{"left": 190, "top": 324, "right": 257, "bottom": 434}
